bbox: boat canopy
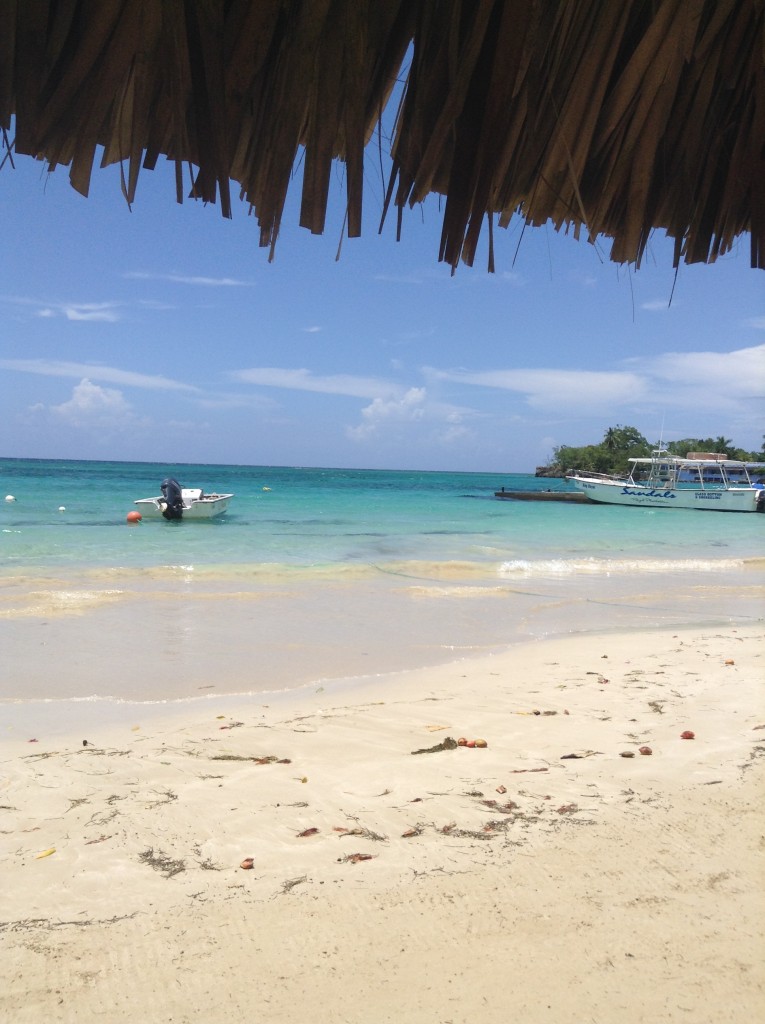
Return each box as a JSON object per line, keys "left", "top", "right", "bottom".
{"left": 626, "top": 452, "right": 763, "bottom": 490}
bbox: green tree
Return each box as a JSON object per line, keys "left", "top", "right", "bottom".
{"left": 541, "top": 428, "right": 762, "bottom": 477}
{"left": 609, "top": 425, "right": 650, "bottom": 452}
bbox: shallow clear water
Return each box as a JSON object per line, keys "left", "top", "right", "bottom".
{"left": 1, "top": 458, "right": 762, "bottom": 703}
{"left": 2, "top": 457, "right": 761, "bottom": 571}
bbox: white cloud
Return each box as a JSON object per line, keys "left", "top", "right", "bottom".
{"left": 124, "top": 271, "right": 253, "bottom": 287}
{"left": 742, "top": 316, "right": 765, "bottom": 330}
{"left": 640, "top": 299, "right": 673, "bottom": 312}
{"left": 500, "top": 271, "right": 525, "bottom": 286}
{"left": 346, "top": 388, "right": 477, "bottom": 444}
{"left": 50, "top": 379, "right": 136, "bottom": 428}
{"left": 229, "top": 367, "right": 400, "bottom": 400}
{"left": 438, "top": 423, "right": 472, "bottom": 443}
{"left": 63, "top": 302, "right": 121, "bottom": 322}
{"left": 426, "top": 344, "right": 765, "bottom": 423}
{"left": 196, "top": 392, "right": 278, "bottom": 412}
{"left": 427, "top": 367, "right": 646, "bottom": 412}
{"left": 303, "top": 326, "right": 322, "bottom": 333}
{"left": 2, "top": 295, "right": 122, "bottom": 321}
{"left": 229, "top": 368, "right": 478, "bottom": 444}
{"left": 347, "top": 388, "right": 427, "bottom": 440}
{"left": 637, "top": 344, "right": 765, "bottom": 399}
{"left": 0, "top": 358, "right": 198, "bottom": 392}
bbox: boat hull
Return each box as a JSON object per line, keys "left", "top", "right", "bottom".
{"left": 134, "top": 493, "right": 233, "bottom": 519}
{"left": 570, "top": 477, "right": 760, "bottom": 512}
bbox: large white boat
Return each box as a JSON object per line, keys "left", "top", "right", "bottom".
{"left": 134, "top": 478, "right": 233, "bottom": 520}
{"left": 567, "top": 451, "right": 765, "bottom": 513}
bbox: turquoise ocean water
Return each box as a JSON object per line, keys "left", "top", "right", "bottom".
{"left": 2, "top": 458, "right": 762, "bottom": 705}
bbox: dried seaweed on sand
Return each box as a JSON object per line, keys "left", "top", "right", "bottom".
{"left": 138, "top": 848, "right": 186, "bottom": 878}
{"left": 411, "top": 736, "right": 458, "bottom": 755}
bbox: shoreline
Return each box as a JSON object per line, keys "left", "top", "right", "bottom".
{"left": 1, "top": 608, "right": 759, "bottom": 730}
{"left": 1, "top": 557, "right": 759, "bottom": 703}
{"left": 2, "top": 621, "right": 763, "bottom": 1022}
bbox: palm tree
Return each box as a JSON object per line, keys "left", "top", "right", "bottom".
{"left": 714, "top": 436, "right": 732, "bottom": 456}
{"left": 603, "top": 427, "right": 617, "bottom": 451}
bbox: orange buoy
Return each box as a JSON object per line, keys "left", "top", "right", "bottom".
{"left": 126, "top": 510, "right": 142, "bottom": 524}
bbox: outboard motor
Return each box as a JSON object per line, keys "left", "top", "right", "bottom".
{"left": 160, "top": 477, "right": 184, "bottom": 520}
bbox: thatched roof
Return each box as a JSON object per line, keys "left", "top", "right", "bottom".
{"left": 2, "top": 1, "right": 763, "bottom": 271}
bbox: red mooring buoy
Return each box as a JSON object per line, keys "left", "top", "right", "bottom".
{"left": 126, "top": 510, "right": 142, "bottom": 524}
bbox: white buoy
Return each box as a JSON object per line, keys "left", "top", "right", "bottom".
{"left": 5, "top": 495, "right": 16, "bottom": 502}
{"left": 58, "top": 506, "right": 66, "bottom": 512}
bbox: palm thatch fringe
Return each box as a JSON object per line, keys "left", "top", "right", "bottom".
{"left": 1, "top": 0, "right": 762, "bottom": 270}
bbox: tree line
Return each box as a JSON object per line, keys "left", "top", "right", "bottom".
{"left": 539, "top": 426, "right": 765, "bottom": 477}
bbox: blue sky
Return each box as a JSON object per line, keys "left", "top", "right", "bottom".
{"left": 2, "top": 141, "right": 763, "bottom": 472}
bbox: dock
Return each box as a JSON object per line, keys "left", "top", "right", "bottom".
{"left": 494, "top": 489, "right": 591, "bottom": 504}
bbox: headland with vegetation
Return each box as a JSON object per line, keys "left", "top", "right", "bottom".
{"left": 536, "top": 426, "right": 764, "bottom": 477}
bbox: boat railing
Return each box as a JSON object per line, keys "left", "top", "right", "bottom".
{"left": 566, "top": 469, "right": 622, "bottom": 481}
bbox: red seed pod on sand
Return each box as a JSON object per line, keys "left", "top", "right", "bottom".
{"left": 680, "top": 731, "right": 695, "bottom": 740}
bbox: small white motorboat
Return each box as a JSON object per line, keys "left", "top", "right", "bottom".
{"left": 568, "top": 450, "right": 765, "bottom": 513}
{"left": 134, "top": 478, "right": 233, "bottom": 520}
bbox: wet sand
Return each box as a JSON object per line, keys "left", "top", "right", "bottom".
{"left": 1, "top": 562, "right": 757, "bottom": 701}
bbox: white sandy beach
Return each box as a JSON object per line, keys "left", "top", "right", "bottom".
{"left": 1, "top": 623, "right": 763, "bottom": 1023}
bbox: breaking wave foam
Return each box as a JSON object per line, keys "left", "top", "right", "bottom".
{"left": 499, "top": 557, "right": 745, "bottom": 578}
